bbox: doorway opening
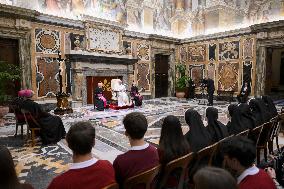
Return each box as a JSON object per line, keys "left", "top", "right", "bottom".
{"left": 155, "top": 54, "right": 169, "bottom": 98}
{"left": 265, "top": 47, "right": 284, "bottom": 98}
{"left": 0, "top": 38, "right": 20, "bottom": 100}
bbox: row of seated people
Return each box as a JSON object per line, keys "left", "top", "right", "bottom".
{"left": 11, "top": 89, "right": 66, "bottom": 145}
{"left": 2, "top": 96, "right": 281, "bottom": 189}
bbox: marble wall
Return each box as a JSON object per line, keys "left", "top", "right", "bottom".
{"left": 178, "top": 34, "right": 256, "bottom": 95}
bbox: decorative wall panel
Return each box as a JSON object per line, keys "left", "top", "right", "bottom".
{"left": 137, "top": 43, "right": 150, "bottom": 61}
{"left": 88, "top": 27, "right": 121, "bottom": 52}
{"left": 137, "top": 62, "right": 150, "bottom": 91}
{"left": 189, "top": 64, "right": 205, "bottom": 84}
{"left": 70, "top": 33, "right": 85, "bottom": 50}
{"left": 35, "top": 29, "right": 60, "bottom": 54}
{"left": 243, "top": 38, "right": 254, "bottom": 59}
{"left": 188, "top": 45, "right": 206, "bottom": 62}
{"left": 243, "top": 61, "right": 253, "bottom": 84}
{"left": 36, "top": 57, "right": 59, "bottom": 97}
{"left": 180, "top": 46, "right": 187, "bottom": 63}
{"left": 218, "top": 62, "right": 239, "bottom": 91}
{"left": 207, "top": 63, "right": 215, "bottom": 80}
{"left": 123, "top": 41, "right": 132, "bottom": 55}
{"left": 219, "top": 41, "right": 239, "bottom": 60}
{"left": 209, "top": 44, "right": 217, "bottom": 61}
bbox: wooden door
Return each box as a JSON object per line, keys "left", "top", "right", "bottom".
{"left": 0, "top": 38, "right": 20, "bottom": 97}
{"left": 86, "top": 76, "right": 123, "bottom": 104}
{"left": 155, "top": 54, "right": 169, "bottom": 98}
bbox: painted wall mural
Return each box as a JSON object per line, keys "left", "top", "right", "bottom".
{"left": 1, "top": 0, "right": 283, "bottom": 38}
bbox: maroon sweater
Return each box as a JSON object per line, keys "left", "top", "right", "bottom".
{"left": 113, "top": 144, "right": 159, "bottom": 186}
{"left": 239, "top": 169, "right": 276, "bottom": 189}
{"left": 47, "top": 160, "right": 115, "bottom": 189}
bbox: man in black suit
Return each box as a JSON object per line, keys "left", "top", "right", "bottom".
{"left": 204, "top": 76, "right": 215, "bottom": 106}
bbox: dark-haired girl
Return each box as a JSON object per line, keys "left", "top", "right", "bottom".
{"left": 0, "top": 145, "right": 34, "bottom": 189}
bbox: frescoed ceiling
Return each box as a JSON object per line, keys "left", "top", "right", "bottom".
{"left": 1, "top": 0, "right": 284, "bottom": 38}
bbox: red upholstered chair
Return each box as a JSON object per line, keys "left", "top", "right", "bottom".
{"left": 12, "top": 107, "right": 26, "bottom": 139}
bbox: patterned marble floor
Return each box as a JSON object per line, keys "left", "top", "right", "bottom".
{"left": 0, "top": 97, "right": 282, "bottom": 189}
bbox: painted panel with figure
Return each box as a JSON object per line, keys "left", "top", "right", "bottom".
{"left": 189, "top": 64, "right": 204, "bottom": 85}
{"left": 218, "top": 62, "right": 239, "bottom": 91}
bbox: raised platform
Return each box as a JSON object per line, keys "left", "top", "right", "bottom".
{"left": 109, "top": 103, "right": 134, "bottom": 110}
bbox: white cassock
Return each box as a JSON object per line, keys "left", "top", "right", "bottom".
{"left": 117, "top": 84, "right": 129, "bottom": 106}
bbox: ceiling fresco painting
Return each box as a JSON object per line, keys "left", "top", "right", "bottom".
{"left": 0, "top": 0, "right": 283, "bottom": 38}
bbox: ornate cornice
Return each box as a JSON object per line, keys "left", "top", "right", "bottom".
{"left": 250, "top": 20, "right": 284, "bottom": 33}
{"left": 181, "top": 27, "right": 251, "bottom": 43}
{"left": 0, "top": 3, "right": 39, "bottom": 20}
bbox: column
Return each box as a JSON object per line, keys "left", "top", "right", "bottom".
{"left": 176, "top": 0, "right": 184, "bottom": 10}
{"left": 281, "top": 0, "right": 284, "bottom": 16}
{"left": 255, "top": 46, "right": 266, "bottom": 97}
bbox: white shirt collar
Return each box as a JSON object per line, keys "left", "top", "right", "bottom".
{"left": 70, "top": 158, "right": 98, "bottom": 170}
{"left": 237, "top": 166, "right": 259, "bottom": 184}
{"left": 129, "top": 143, "right": 149, "bottom": 151}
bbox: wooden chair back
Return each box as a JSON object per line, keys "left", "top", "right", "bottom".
{"left": 123, "top": 165, "right": 161, "bottom": 189}
{"left": 158, "top": 153, "right": 195, "bottom": 189}
{"left": 270, "top": 116, "right": 280, "bottom": 139}
{"left": 248, "top": 125, "right": 263, "bottom": 144}
{"left": 235, "top": 129, "right": 250, "bottom": 137}
{"left": 196, "top": 143, "right": 218, "bottom": 166}
{"left": 102, "top": 183, "right": 119, "bottom": 189}
{"left": 257, "top": 122, "right": 274, "bottom": 147}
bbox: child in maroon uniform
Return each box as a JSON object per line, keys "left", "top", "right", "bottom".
{"left": 47, "top": 121, "right": 115, "bottom": 189}
{"left": 221, "top": 136, "right": 276, "bottom": 189}
{"left": 113, "top": 112, "right": 159, "bottom": 188}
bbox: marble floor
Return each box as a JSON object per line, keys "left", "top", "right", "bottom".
{"left": 0, "top": 97, "right": 283, "bottom": 189}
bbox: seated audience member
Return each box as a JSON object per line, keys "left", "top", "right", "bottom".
{"left": 0, "top": 145, "right": 34, "bottom": 189}
{"left": 227, "top": 104, "right": 256, "bottom": 135}
{"left": 221, "top": 136, "right": 276, "bottom": 189}
{"left": 20, "top": 90, "right": 66, "bottom": 145}
{"left": 94, "top": 82, "right": 106, "bottom": 111}
{"left": 113, "top": 112, "right": 159, "bottom": 187}
{"left": 226, "top": 104, "right": 237, "bottom": 127}
{"left": 206, "top": 107, "right": 229, "bottom": 143}
{"left": 185, "top": 109, "right": 212, "bottom": 152}
{"left": 130, "top": 82, "right": 143, "bottom": 106}
{"left": 193, "top": 167, "right": 238, "bottom": 189}
{"left": 47, "top": 121, "right": 115, "bottom": 189}
{"left": 237, "top": 82, "right": 251, "bottom": 103}
{"left": 249, "top": 98, "right": 270, "bottom": 126}
{"left": 157, "top": 115, "right": 190, "bottom": 188}
{"left": 262, "top": 96, "right": 278, "bottom": 120}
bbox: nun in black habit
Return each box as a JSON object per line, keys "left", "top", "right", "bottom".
{"left": 185, "top": 109, "right": 212, "bottom": 152}
{"left": 206, "top": 107, "right": 229, "bottom": 143}
{"left": 20, "top": 90, "right": 66, "bottom": 145}
{"left": 262, "top": 96, "right": 278, "bottom": 120}
{"left": 248, "top": 98, "right": 269, "bottom": 126}
{"left": 227, "top": 103, "right": 256, "bottom": 135}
